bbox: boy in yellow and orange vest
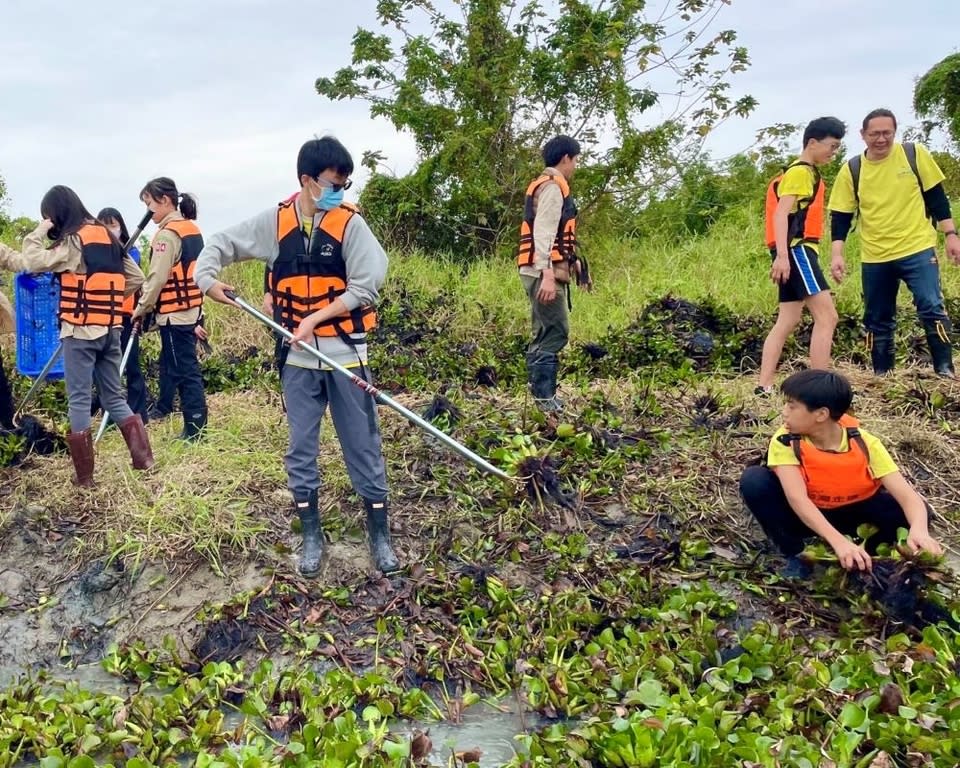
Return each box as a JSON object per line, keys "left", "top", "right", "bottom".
{"left": 740, "top": 369, "right": 942, "bottom": 578}
{"left": 756, "top": 117, "right": 846, "bottom": 396}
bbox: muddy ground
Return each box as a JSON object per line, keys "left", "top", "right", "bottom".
{"left": 2, "top": 294, "right": 960, "bottom": 768}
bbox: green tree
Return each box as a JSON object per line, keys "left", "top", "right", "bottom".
{"left": 914, "top": 52, "right": 960, "bottom": 148}
{"left": 317, "top": 0, "right": 755, "bottom": 257}
{"left": 0, "top": 174, "right": 37, "bottom": 247}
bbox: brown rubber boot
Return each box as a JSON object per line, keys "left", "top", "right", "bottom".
{"left": 66, "top": 429, "right": 95, "bottom": 487}
{"left": 117, "top": 414, "right": 155, "bottom": 470}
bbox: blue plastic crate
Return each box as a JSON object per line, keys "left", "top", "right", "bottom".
{"left": 15, "top": 272, "right": 64, "bottom": 380}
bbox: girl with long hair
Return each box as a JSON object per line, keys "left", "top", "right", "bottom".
{"left": 0, "top": 186, "right": 154, "bottom": 485}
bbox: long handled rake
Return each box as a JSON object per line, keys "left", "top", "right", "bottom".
{"left": 225, "top": 291, "right": 514, "bottom": 483}
{"left": 94, "top": 324, "right": 140, "bottom": 443}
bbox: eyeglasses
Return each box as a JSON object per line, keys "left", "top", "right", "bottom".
{"left": 865, "top": 131, "right": 895, "bottom": 140}
{"left": 314, "top": 176, "right": 353, "bottom": 193}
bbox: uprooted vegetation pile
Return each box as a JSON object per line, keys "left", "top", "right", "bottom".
{"left": 2, "top": 289, "right": 960, "bottom": 766}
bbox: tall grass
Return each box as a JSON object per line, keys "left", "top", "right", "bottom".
{"left": 201, "top": 203, "right": 960, "bottom": 349}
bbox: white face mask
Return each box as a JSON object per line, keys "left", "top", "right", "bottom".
{"left": 108, "top": 226, "right": 122, "bottom": 240}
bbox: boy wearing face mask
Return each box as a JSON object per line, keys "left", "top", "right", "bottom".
{"left": 194, "top": 136, "right": 398, "bottom": 579}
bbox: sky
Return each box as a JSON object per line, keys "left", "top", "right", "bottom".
{"left": 0, "top": 0, "right": 956, "bottom": 235}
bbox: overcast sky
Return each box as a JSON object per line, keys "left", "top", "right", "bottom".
{"left": 0, "top": 0, "right": 956, "bottom": 235}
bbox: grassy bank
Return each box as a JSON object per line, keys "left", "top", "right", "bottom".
{"left": 198, "top": 204, "right": 960, "bottom": 362}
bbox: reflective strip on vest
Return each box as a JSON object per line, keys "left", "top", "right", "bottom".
{"left": 59, "top": 223, "right": 126, "bottom": 326}
{"left": 156, "top": 219, "right": 204, "bottom": 314}
{"left": 269, "top": 201, "right": 376, "bottom": 340}
{"left": 517, "top": 174, "right": 579, "bottom": 268}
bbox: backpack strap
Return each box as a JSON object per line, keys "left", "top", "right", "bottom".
{"left": 846, "top": 427, "right": 875, "bottom": 478}
{"left": 776, "top": 428, "right": 870, "bottom": 472}
{"left": 903, "top": 142, "right": 922, "bottom": 189}
{"left": 848, "top": 155, "right": 862, "bottom": 207}
{"left": 903, "top": 142, "right": 937, "bottom": 227}
{"left": 776, "top": 432, "right": 804, "bottom": 465}
{"left": 779, "top": 161, "right": 822, "bottom": 207}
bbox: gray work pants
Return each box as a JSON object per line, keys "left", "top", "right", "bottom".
{"left": 521, "top": 274, "right": 570, "bottom": 358}
{"left": 63, "top": 330, "right": 133, "bottom": 433}
{"left": 282, "top": 364, "right": 389, "bottom": 501}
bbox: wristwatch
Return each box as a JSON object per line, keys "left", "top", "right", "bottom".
{"left": 946, "top": 229, "right": 959, "bottom": 238}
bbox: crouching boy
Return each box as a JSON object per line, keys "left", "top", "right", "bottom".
{"left": 740, "top": 369, "right": 942, "bottom": 577}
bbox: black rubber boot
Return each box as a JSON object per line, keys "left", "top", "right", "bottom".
{"left": 147, "top": 405, "right": 172, "bottom": 421}
{"left": 923, "top": 319, "right": 955, "bottom": 378}
{"left": 178, "top": 408, "right": 207, "bottom": 442}
{"left": 526, "top": 352, "right": 562, "bottom": 412}
{"left": 364, "top": 498, "right": 400, "bottom": 574}
{"left": 867, "top": 332, "right": 895, "bottom": 375}
{"left": 295, "top": 491, "right": 323, "bottom": 578}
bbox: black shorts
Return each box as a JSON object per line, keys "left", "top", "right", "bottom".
{"left": 772, "top": 244, "right": 830, "bottom": 303}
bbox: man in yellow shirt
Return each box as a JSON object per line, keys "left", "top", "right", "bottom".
{"left": 829, "top": 108, "right": 960, "bottom": 376}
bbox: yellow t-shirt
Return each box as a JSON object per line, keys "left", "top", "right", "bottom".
{"left": 777, "top": 163, "right": 820, "bottom": 253}
{"left": 766, "top": 425, "right": 898, "bottom": 478}
{"left": 828, "top": 143, "right": 944, "bottom": 263}
{"left": 301, "top": 216, "right": 314, "bottom": 238}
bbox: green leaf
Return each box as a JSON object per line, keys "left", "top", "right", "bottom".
{"left": 839, "top": 702, "right": 866, "bottom": 729}
{"left": 829, "top": 675, "right": 850, "bottom": 692}
{"left": 382, "top": 738, "right": 410, "bottom": 759}
{"left": 627, "top": 679, "right": 668, "bottom": 708}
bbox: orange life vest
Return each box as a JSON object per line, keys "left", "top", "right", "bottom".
{"left": 517, "top": 173, "right": 578, "bottom": 268}
{"left": 777, "top": 414, "right": 880, "bottom": 509}
{"left": 764, "top": 161, "right": 824, "bottom": 251}
{"left": 120, "top": 291, "right": 137, "bottom": 317}
{"left": 267, "top": 200, "right": 376, "bottom": 343}
{"left": 59, "top": 223, "right": 126, "bottom": 327}
{"left": 156, "top": 219, "right": 204, "bottom": 314}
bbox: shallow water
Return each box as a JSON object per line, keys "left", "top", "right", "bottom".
{"left": 399, "top": 700, "right": 532, "bottom": 767}
{"left": 10, "top": 659, "right": 535, "bottom": 768}
{"left": 220, "top": 694, "right": 534, "bottom": 767}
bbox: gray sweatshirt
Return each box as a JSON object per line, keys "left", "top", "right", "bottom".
{"left": 194, "top": 198, "right": 388, "bottom": 370}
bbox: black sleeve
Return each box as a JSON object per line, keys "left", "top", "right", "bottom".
{"left": 923, "top": 182, "right": 952, "bottom": 222}
{"left": 830, "top": 211, "right": 854, "bottom": 242}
